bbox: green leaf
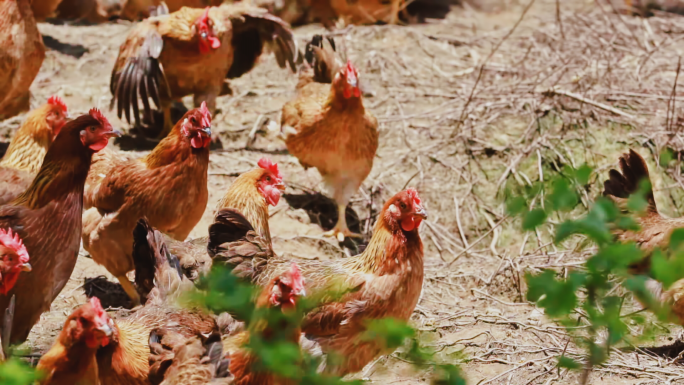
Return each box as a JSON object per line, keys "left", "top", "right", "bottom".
{"left": 575, "top": 164, "right": 593, "bottom": 186}
{"left": 669, "top": 228, "right": 684, "bottom": 252}
{"left": 557, "top": 356, "right": 581, "bottom": 370}
{"left": 548, "top": 179, "right": 579, "bottom": 212}
{"left": 651, "top": 249, "right": 684, "bottom": 288}
{"left": 506, "top": 196, "right": 527, "bottom": 216}
{"left": 432, "top": 365, "right": 467, "bottom": 385}
{"left": 523, "top": 208, "right": 547, "bottom": 231}
{"left": 0, "top": 359, "right": 40, "bottom": 385}
{"left": 526, "top": 270, "right": 586, "bottom": 317}
{"left": 626, "top": 180, "right": 652, "bottom": 213}
{"left": 361, "top": 318, "right": 415, "bottom": 350}
{"left": 660, "top": 148, "right": 674, "bottom": 167}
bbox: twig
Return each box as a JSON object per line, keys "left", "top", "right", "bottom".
{"left": 543, "top": 87, "right": 635, "bottom": 119}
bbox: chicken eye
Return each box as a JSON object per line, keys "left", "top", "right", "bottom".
{"left": 201, "top": 32, "right": 208, "bottom": 39}
{"left": 89, "top": 126, "right": 97, "bottom": 132}
{"left": 400, "top": 202, "right": 407, "bottom": 210}
{"left": 190, "top": 117, "right": 197, "bottom": 124}
{"left": 266, "top": 176, "right": 271, "bottom": 182}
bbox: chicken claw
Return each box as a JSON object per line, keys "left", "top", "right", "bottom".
{"left": 324, "top": 226, "right": 363, "bottom": 242}
{"left": 118, "top": 275, "right": 141, "bottom": 307}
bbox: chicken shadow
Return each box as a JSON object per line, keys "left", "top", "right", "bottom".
{"left": 622, "top": 339, "right": 684, "bottom": 361}
{"left": 83, "top": 276, "right": 133, "bottom": 309}
{"left": 42, "top": 35, "right": 88, "bottom": 58}
{"left": 282, "top": 191, "right": 368, "bottom": 253}
{"left": 0, "top": 142, "right": 10, "bottom": 159}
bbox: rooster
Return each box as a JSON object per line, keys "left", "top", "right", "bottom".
{"left": 0, "top": 109, "right": 119, "bottom": 344}
{"left": 110, "top": 3, "right": 296, "bottom": 138}
{"left": 224, "top": 262, "right": 305, "bottom": 385}
{"left": 95, "top": 218, "right": 219, "bottom": 385}
{"left": 210, "top": 188, "right": 427, "bottom": 375}
{"left": 37, "top": 297, "right": 115, "bottom": 385}
{"left": 281, "top": 35, "right": 379, "bottom": 241}
{"left": 0, "top": 96, "right": 69, "bottom": 206}
{"left": 82, "top": 103, "right": 212, "bottom": 306}
{"left": 0, "top": 0, "right": 45, "bottom": 120}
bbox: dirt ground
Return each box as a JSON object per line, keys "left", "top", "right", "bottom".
{"left": 7, "top": 0, "right": 684, "bottom": 383}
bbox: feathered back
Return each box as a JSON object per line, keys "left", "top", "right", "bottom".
{"left": 0, "top": 102, "right": 55, "bottom": 174}
{"left": 133, "top": 218, "right": 184, "bottom": 304}
{"left": 207, "top": 208, "right": 272, "bottom": 281}
{"left": 603, "top": 149, "right": 657, "bottom": 214}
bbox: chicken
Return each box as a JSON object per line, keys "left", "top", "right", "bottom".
{"left": 0, "top": 0, "right": 45, "bottom": 120}
{"left": 149, "top": 330, "right": 232, "bottom": 385}
{"left": 224, "top": 262, "right": 305, "bottom": 385}
{"left": 82, "top": 103, "right": 212, "bottom": 306}
{"left": 0, "top": 110, "right": 119, "bottom": 345}
{"left": 210, "top": 188, "right": 427, "bottom": 375}
{"left": 96, "top": 218, "right": 219, "bottom": 385}
{"left": 56, "top": 0, "right": 124, "bottom": 23}
{"left": 119, "top": 0, "right": 222, "bottom": 21}
{"left": 602, "top": 149, "right": 684, "bottom": 274}
{"left": 0, "top": 228, "right": 31, "bottom": 361}
{"left": 110, "top": 3, "right": 296, "bottom": 139}
{"left": 603, "top": 150, "right": 684, "bottom": 324}
{"left": 36, "top": 297, "right": 115, "bottom": 385}
{"left": 0, "top": 228, "right": 32, "bottom": 296}
{"left": 0, "top": 96, "right": 69, "bottom": 206}
{"left": 281, "top": 36, "right": 378, "bottom": 241}
{"left": 1, "top": 95, "right": 69, "bottom": 174}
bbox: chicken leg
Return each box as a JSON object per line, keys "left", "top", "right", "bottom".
{"left": 118, "top": 275, "right": 141, "bottom": 307}
{"left": 324, "top": 203, "right": 363, "bottom": 242}
{"left": 390, "top": 0, "right": 401, "bottom": 24}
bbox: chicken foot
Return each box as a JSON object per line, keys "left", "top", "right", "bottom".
{"left": 118, "top": 275, "right": 141, "bottom": 307}
{"left": 324, "top": 203, "right": 363, "bottom": 242}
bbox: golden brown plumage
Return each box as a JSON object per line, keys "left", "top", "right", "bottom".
{"left": 603, "top": 149, "right": 684, "bottom": 325}
{"left": 0, "top": 110, "right": 119, "bottom": 345}
{"left": 37, "top": 298, "right": 115, "bottom": 385}
{"left": 96, "top": 218, "right": 218, "bottom": 385}
{"left": 110, "top": 3, "right": 296, "bottom": 138}
{"left": 30, "top": 0, "right": 65, "bottom": 20}
{"left": 0, "top": 0, "right": 45, "bottom": 120}
{"left": 82, "top": 105, "right": 212, "bottom": 305}
{"left": 281, "top": 36, "right": 378, "bottom": 241}
{"left": 211, "top": 188, "right": 427, "bottom": 376}
{"left": 224, "top": 263, "right": 305, "bottom": 385}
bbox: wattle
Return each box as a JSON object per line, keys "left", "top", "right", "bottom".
{"left": 190, "top": 136, "right": 210, "bottom": 149}
{"left": 89, "top": 139, "right": 109, "bottom": 152}
{"left": 401, "top": 217, "right": 416, "bottom": 232}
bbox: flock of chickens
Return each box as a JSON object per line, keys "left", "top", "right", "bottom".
{"left": 0, "top": 0, "right": 430, "bottom": 382}
{"left": 4, "top": 0, "right": 684, "bottom": 383}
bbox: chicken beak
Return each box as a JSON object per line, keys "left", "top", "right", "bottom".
{"left": 275, "top": 181, "right": 286, "bottom": 191}
{"left": 201, "top": 127, "right": 212, "bottom": 137}
{"left": 105, "top": 129, "right": 122, "bottom": 138}
{"left": 414, "top": 206, "right": 428, "bottom": 220}
{"left": 98, "top": 323, "right": 113, "bottom": 337}
{"left": 20, "top": 263, "right": 32, "bottom": 272}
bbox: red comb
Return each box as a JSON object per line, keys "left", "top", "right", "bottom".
{"left": 47, "top": 95, "right": 67, "bottom": 114}
{"left": 199, "top": 101, "right": 212, "bottom": 128}
{"left": 406, "top": 188, "right": 421, "bottom": 205}
{"left": 0, "top": 229, "right": 28, "bottom": 264}
{"left": 289, "top": 262, "right": 305, "bottom": 294}
{"left": 89, "top": 297, "right": 104, "bottom": 313}
{"left": 88, "top": 108, "right": 112, "bottom": 130}
{"left": 345, "top": 60, "right": 358, "bottom": 77}
{"left": 257, "top": 158, "right": 282, "bottom": 180}
{"left": 199, "top": 7, "right": 210, "bottom": 24}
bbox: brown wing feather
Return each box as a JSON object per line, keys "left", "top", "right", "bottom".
{"left": 110, "top": 19, "right": 170, "bottom": 127}
{"left": 603, "top": 149, "right": 657, "bottom": 214}
{"left": 221, "top": 5, "right": 297, "bottom": 79}
{"left": 0, "top": 168, "right": 33, "bottom": 205}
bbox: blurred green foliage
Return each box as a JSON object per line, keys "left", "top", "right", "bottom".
{"left": 507, "top": 161, "right": 684, "bottom": 382}
{"left": 190, "top": 266, "right": 467, "bottom": 384}
{"left": 0, "top": 359, "right": 40, "bottom": 385}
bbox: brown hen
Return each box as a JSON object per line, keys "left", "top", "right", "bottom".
{"left": 210, "top": 188, "right": 427, "bottom": 375}
{"left": 82, "top": 103, "right": 212, "bottom": 305}
{"left": 0, "top": 110, "right": 119, "bottom": 344}
{"left": 110, "top": 3, "right": 296, "bottom": 138}
{"left": 37, "top": 298, "right": 115, "bottom": 385}
{"left": 0, "top": 0, "right": 45, "bottom": 120}
{"left": 0, "top": 96, "right": 69, "bottom": 206}
{"left": 281, "top": 35, "right": 378, "bottom": 241}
